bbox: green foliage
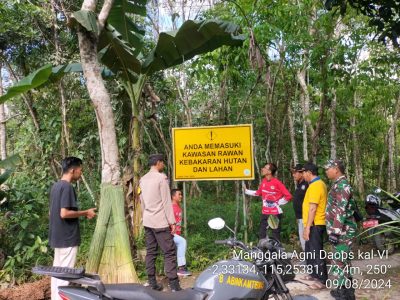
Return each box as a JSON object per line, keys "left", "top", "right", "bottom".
{"left": 2, "top": 0, "right": 400, "bottom": 285}
{"left": 142, "top": 19, "right": 245, "bottom": 74}
{"left": 325, "top": 0, "right": 400, "bottom": 47}
{"left": 72, "top": 10, "right": 99, "bottom": 35}
{"left": 0, "top": 187, "right": 52, "bottom": 284}
{"left": 0, "top": 236, "right": 49, "bottom": 284}
{"left": 0, "top": 64, "right": 52, "bottom": 103}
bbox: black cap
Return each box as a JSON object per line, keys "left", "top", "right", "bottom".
{"left": 303, "top": 162, "right": 318, "bottom": 174}
{"left": 148, "top": 154, "right": 164, "bottom": 166}
{"left": 291, "top": 163, "right": 304, "bottom": 172}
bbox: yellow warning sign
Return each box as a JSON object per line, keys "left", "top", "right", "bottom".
{"left": 172, "top": 124, "right": 254, "bottom": 181}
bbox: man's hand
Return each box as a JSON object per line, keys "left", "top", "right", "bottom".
{"left": 328, "top": 234, "right": 339, "bottom": 245}
{"left": 278, "top": 198, "right": 288, "bottom": 206}
{"left": 245, "top": 189, "right": 257, "bottom": 196}
{"left": 170, "top": 224, "right": 176, "bottom": 235}
{"left": 303, "top": 226, "right": 310, "bottom": 241}
{"left": 86, "top": 208, "right": 97, "bottom": 219}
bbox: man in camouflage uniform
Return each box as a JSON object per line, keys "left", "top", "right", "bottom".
{"left": 324, "top": 159, "right": 357, "bottom": 300}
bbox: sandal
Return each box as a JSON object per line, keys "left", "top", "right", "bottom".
{"left": 302, "top": 275, "right": 317, "bottom": 281}
{"left": 309, "top": 281, "right": 326, "bottom": 290}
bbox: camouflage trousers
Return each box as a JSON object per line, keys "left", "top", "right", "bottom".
{"left": 330, "top": 239, "right": 354, "bottom": 286}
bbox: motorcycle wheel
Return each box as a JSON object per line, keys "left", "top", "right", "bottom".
{"left": 270, "top": 292, "right": 293, "bottom": 300}
{"left": 263, "top": 290, "right": 293, "bottom": 300}
{"left": 373, "top": 229, "right": 395, "bottom": 255}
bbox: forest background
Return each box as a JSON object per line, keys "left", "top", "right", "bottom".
{"left": 0, "top": 0, "right": 399, "bottom": 286}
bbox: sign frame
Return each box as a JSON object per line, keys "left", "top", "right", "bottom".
{"left": 172, "top": 124, "right": 254, "bottom": 181}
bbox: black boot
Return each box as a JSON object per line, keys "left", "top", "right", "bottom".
{"left": 147, "top": 276, "right": 163, "bottom": 291}
{"left": 169, "top": 278, "right": 182, "bottom": 292}
{"left": 330, "top": 288, "right": 339, "bottom": 298}
{"left": 346, "top": 287, "right": 356, "bottom": 300}
{"left": 330, "top": 287, "right": 348, "bottom": 300}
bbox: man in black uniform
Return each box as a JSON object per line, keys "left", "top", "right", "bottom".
{"left": 49, "top": 157, "right": 96, "bottom": 300}
{"left": 291, "top": 163, "right": 308, "bottom": 251}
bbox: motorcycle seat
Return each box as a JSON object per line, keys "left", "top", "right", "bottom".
{"left": 103, "top": 284, "right": 208, "bottom": 300}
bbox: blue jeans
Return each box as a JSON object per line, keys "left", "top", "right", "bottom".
{"left": 173, "top": 234, "right": 187, "bottom": 267}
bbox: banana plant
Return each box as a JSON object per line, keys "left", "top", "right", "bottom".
{"left": 0, "top": 0, "right": 245, "bottom": 282}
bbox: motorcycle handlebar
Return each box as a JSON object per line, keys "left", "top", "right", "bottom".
{"left": 214, "top": 239, "right": 249, "bottom": 250}
{"left": 215, "top": 239, "right": 231, "bottom": 245}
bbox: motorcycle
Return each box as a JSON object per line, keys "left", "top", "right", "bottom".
{"left": 362, "top": 187, "right": 400, "bottom": 254}
{"left": 32, "top": 217, "right": 294, "bottom": 300}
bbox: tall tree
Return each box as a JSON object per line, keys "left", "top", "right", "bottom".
{"left": 76, "top": 0, "right": 139, "bottom": 283}
{"left": 1, "top": 0, "right": 245, "bottom": 283}
{"left": 0, "top": 62, "right": 6, "bottom": 165}
{"left": 325, "top": 0, "right": 400, "bottom": 47}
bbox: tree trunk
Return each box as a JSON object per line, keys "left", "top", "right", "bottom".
{"left": 387, "top": 95, "right": 400, "bottom": 191}
{"left": 297, "top": 69, "right": 315, "bottom": 137}
{"left": 378, "top": 151, "right": 385, "bottom": 187}
{"left": 310, "top": 53, "right": 328, "bottom": 161}
{"left": 2, "top": 59, "right": 40, "bottom": 131}
{"left": 351, "top": 91, "right": 365, "bottom": 199}
{"left": 330, "top": 89, "right": 337, "bottom": 159}
{"left": 287, "top": 101, "right": 298, "bottom": 165}
{"left": 51, "top": 0, "right": 71, "bottom": 156}
{"left": 174, "top": 73, "right": 201, "bottom": 197}
{"left": 234, "top": 181, "right": 240, "bottom": 235}
{"left": 123, "top": 75, "right": 146, "bottom": 239}
{"left": 0, "top": 104, "right": 6, "bottom": 162}
{"left": 297, "top": 70, "right": 311, "bottom": 162}
{"left": 77, "top": 0, "right": 138, "bottom": 283}
{"left": 283, "top": 74, "right": 298, "bottom": 166}
{"left": 0, "top": 62, "right": 6, "bottom": 166}
{"left": 388, "top": 124, "right": 396, "bottom": 191}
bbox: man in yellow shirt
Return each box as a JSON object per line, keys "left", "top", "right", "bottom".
{"left": 302, "top": 162, "right": 328, "bottom": 289}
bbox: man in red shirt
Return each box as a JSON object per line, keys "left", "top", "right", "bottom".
{"left": 171, "top": 189, "right": 191, "bottom": 276}
{"left": 245, "top": 163, "right": 292, "bottom": 241}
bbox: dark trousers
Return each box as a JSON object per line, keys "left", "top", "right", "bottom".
{"left": 259, "top": 213, "right": 283, "bottom": 241}
{"left": 305, "top": 225, "right": 328, "bottom": 283}
{"left": 144, "top": 226, "right": 178, "bottom": 281}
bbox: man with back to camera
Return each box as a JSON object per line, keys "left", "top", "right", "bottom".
{"left": 49, "top": 157, "right": 96, "bottom": 300}
{"left": 324, "top": 159, "right": 357, "bottom": 300}
{"left": 139, "top": 154, "right": 181, "bottom": 292}
{"left": 245, "top": 162, "right": 292, "bottom": 241}
{"left": 301, "top": 162, "right": 328, "bottom": 290}
{"left": 291, "top": 163, "right": 308, "bottom": 251}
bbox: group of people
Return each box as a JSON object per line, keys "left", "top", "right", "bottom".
{"left": 48, "top": 155, "right": 357, "bottom": 300}
{"left": 48, "top": 155, "right": 189, "bottom": 299}
{"left": 246, "top": 160, "right": 357, "bottom": 300}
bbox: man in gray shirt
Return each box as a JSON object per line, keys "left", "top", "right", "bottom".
{"left": 49, "top": 157, "right": 96, "bottom": 300}
{"left": 139, "top": 154, "right": 181, "bottom": 292}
